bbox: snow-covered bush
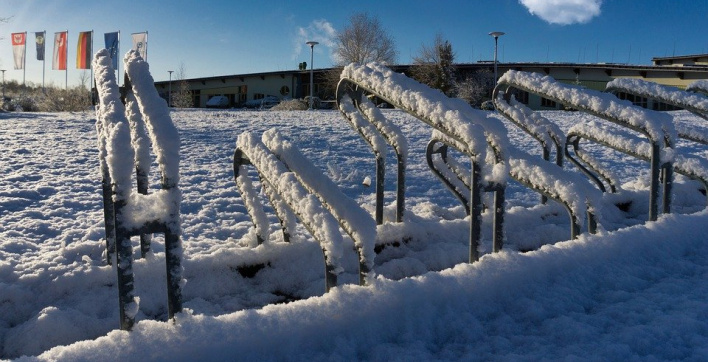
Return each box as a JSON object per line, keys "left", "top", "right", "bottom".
{"left": 270, "top": 99, "right": 308, "bottom": 111}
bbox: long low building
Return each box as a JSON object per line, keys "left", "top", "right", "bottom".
{"left": 153, "top": 54, "right": 708, "bottom": 110}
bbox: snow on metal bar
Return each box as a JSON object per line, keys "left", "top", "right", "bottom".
{"left": 234, "top": 164, "right": 271, "bottom": 245}
{"left": 493, "top": 90, "right": 565, "bottom": 162}
{"left": 674, "top": 122, "right": 708, "bottom": 146}
{"left": 568, "top": 121, "right": 708, "bottom": 204}
{"left": 356, "top": 96, "right": 408, "bottom": 157}
{"left": 126, "top": 92, "right": 152, "bottom": 180}
{"left": 235, "top": 131, "right": 347, "bottom": 278}
{"left": 338, "top": 94, "right": 388, "bottom": 156}
{"left": 606, "top": 78, "right": 708, "bottom": 119}
{"left": 687, "top": 80, "right": 708, "bottom": 94}
{"left": 498, "top": 70, "right": 677, "bottom": 146}
{"left": 124, "top": 50, "right": 182, "bottom": 233}
{"left": 429, "top": 130, "right": 600, "bottom": 237}
{"left": 94, "top": 49, "right": 135, "bottom": 204}
{"left": 262, "top": 129, "right": 377, "bottom": 280}
{"left": 341, "top": 63, "right": 500, "bottom": 173}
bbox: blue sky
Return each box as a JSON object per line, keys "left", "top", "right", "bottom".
{"left": 1, "top": 0, "right": 707, "bottom": 87}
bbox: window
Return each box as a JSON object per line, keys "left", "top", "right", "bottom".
{"left": 616, "top": 92, "right": 647, "bottom": 108}
{"left": 652, "top": 102, "right": 682, "bottom": 111}
{"left": 510, "top": 89, "right": 529, "bottom": 104}
{"left": 540, "top": 97, "right": 557, "bottom": 108}
{"left": 280, "top": 85, "right": 290, "bottom": 96}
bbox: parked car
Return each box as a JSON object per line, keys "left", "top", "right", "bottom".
{"left": 205, "top": 95, "right": 230, "bottom": 108}
{"left": 243, "top": 96, "right": 280, "bottom": 109}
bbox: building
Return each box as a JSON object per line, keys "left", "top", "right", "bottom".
{"left": 153, "top": 54, "right": 708, "bottom": 110}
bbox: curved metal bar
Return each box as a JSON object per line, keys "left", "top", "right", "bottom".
{"left": 425, "top": 140, "right": 470, "bottom": 215}
{"left": 233, "top": 141, "right": 340, "bottom": 292}
{"left": 336, "top": 80, "right": 407, "bottom": 224}
{"left": 564, "top": 135, "right": 615, "bottom": 193}
{"left": 568, "top": 127, "right": 708, "bottom": 207}
{"left": 338, "top": 69, "right": 500, "bottom": 261}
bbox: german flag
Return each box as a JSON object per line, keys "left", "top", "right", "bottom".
{"left": 76, "top": 31, "right": 92, "bottom": 69}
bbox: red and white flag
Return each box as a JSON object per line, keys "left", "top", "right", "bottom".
{"left": 53, "top": 31, "right": 67, "bottom": 70}
{"left": 131, "top": 32, "right": 147, "bottom": 60}
{"left": 11, "top": 32, "right": 26, "bottom": 70}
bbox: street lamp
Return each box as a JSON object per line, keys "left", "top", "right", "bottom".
{"left": 489, "top": 31, "right": 505, "bottom": 86}
{"left": 306, "top": 41, "right": 319, "bottom": 110}
{"left": 167, "top": 70, "right": 174, "bottom": 107}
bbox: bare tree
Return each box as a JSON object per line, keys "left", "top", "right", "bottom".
{"left": 455, "top": 69, "right": 494, "bottom": 108}
{"left": 172, "top": 62, "right": 193, "bottom": 108}
{"left": 324, "top": 13, "right": 398, "bottom": 97}
{"left": 410, "top": 34, "right": 457, "bottom": 96}
{"left": 334, "top": 13, "right": 397, "bottom": 65}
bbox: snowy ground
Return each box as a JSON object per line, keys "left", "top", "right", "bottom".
{"left": 1, "top": 108, "right": 707, "bottom": 360}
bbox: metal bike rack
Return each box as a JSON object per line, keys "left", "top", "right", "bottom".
{"left": 336, "top": 82, "right": 407, "bottom": 224}
{"left": 566, "top": 121, "right": 708, "bottom": 206}
{"left": 340, "top": 63, "right": 504, "bottom": 262}
{"left": 234, "top": 130, "right": 376, "bottom": 289}
{"left": 493, "top": 89, "right": 566, "bottom": 204}
{"left": 496, "top": 70, "right": 676, "bottom": 222}
{"left": 427, "top": 129, "right": 597, "bottom": 241}
{"left": 94, "top": 49, "right": 183, "bottom": 331}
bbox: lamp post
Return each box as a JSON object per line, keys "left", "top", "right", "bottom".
{"left": 0, "top": 70, "right": 5, "bottom": 103}
{"left": 306, "top": 41, "right": 318, "bottom": 110}
{"left": 489, "top": 31, "right": 505, "bottom": 87}
{"left": 167, "top": 70, "right": 174, "bottom": 107}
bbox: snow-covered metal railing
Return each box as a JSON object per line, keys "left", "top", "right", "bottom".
{"left": 492, "top": 89, "right": 566, "bottom": 204}
{"left": 428, "top": 129, "right": 599, "bottom": 240}
{"left": 607, "top": 78, "right": 708, "bottom": 120}
{"left": 687, "top": 80, "right": 708, "bottom": 95}
{"left": 340, "top": 62, "right": 509, "bottom": 261}
{"left": 233, "top": 130, "right": 376, "bottom": 290}
{"left": 94, "top": 49, "right": 183, "bottom": 331}
{"left": 335, "top": 89, "right": 407, "bottom": 224}
{"left": 497, "top": 70, "right": 677, "bottom": 222}
{"left": 567, "top": 121, "right": 708, "bottom": 206}
{"left": 605, "top": 78, "right": 708, "bottom": 146}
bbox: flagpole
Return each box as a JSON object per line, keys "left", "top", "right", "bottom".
{"left": 90, "top": 30, "right": 94, "bottom": 99}
{"left": 65, "top": 30, "right": 68, "bottom": 90}
{"left": 42, "top": 30, "right": 46, "bottom": 91}
{"left": 145, "top": 31, "right": 148, "bottom": 61}
{"left": 23, "top": 32, "right": 27, "bottom": 86}
{"left": 117, "top": 31, "right": 121, "bottom": 87}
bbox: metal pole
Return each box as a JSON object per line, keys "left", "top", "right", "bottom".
{"left": 1, "top": 70, "right": 5, "bottom": 101}
{"left": 42, "top": 31, "right": 46, "bottom": 91}
{"left": 306, "top": 41, "right": 318, "bottom": 110}
{"left": 489, "top": 32, "right": 505, "bottom": 87}
{"left": 168, "top": 70, "right": 173, "bottom": 107}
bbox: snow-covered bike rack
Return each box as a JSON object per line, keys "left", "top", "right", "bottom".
{"left": 606, "top": 78, "right": 708, "bottom": 146}
{"left": 339, "top": 63, "right": 508, "bottom": 261}
{"left": 233, "top": 129, "right": 376, "bottom": 290}
{"left": 94, "top": 49, "right": 183, "bottom": 331}
{"left": 496, "top": 70, "right": 677, "bottom": 222}
{"left": 687, "top": 80, "right": 708, "bottom": 95}
{"left": 335, "top": 82, "right": 408, "bottom": 224}
{"left": 566, "top": 121, "right": 708, "bottom": 206}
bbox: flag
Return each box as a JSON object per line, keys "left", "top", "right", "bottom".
{"left": 104, "top": 31, "right": 119, "bottom": 69}
{"left": 76, "top": 31, "right": 92, "bottom": 69}
{"left": 11, "top": 32, "right": 26, "bottom": 70}
{"left": 53, "top": 31, "right": 67, "bottom": 70}
{"left": 131, "top": 32, "right": 147, "bottom": 60}
{"left": 35, "top": 32, "right": 45, "bottom": 61}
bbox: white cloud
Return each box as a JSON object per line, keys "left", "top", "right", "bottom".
{"left": 519, "top": 0, "right": 602, "bottom": 25}
{"left": 292, "top": 19, "right": 337, "bottom": 64}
